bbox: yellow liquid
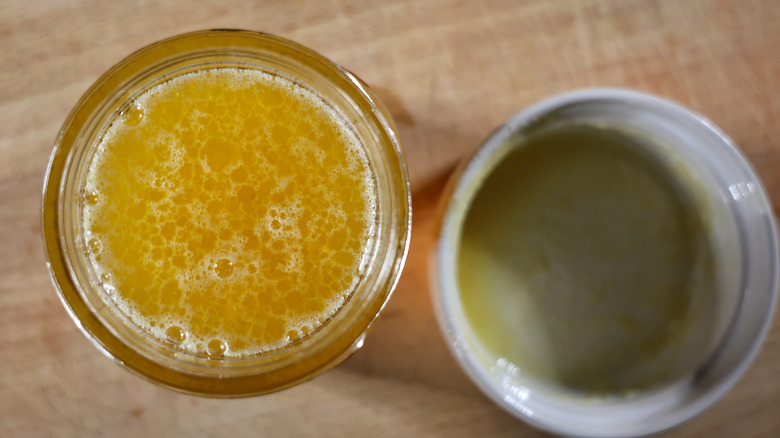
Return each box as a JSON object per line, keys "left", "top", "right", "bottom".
{"left": 82, "top": 68, "right": 376, "bottom": 357}
{"left": 457, "top": 125, "right": 717, "bottom": 394}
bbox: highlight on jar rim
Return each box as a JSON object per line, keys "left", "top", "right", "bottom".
{"left": 431, "top": 89, "right": 778, "bottom": 437}
{"left": 42, "top": 30, "right": 411, "bottom": 396}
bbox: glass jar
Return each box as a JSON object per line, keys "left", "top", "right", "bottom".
{"left": 42, "top": 30, "right": 411, "bottom": 396}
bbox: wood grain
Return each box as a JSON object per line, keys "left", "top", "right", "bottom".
{"left": 2, "top": 0, "right": 779, "bottom": 436}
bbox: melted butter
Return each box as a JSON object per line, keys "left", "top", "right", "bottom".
{"left": 457, "top": 124, "right": 717, "bottom": 395}
{"left": 82, "top": 68, "right": 377, "bottom": 357}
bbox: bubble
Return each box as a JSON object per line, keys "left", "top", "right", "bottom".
{"left": 286, "top": 330, "right": 300, "bottom": 343}
{"left": 271, "top": 219, "right": 282, "bottom": 230}
{"left": 83, "top": 190, "right": 100, "bottom": 206}
{"left": 214, "top": 258, "right": 234, "bottom": 278}
{"left": 165, "top": 326, "right": 187, "bottom": 344}
{"left": 100, "top": 272, "right": 112, "bottom": 283}
{"left": 87, "top": 238, "right": 102, "bottom": 254}
{"left": 207, "top": 339, "right": 227, "bottom": 356}
{"left": 122, "top": 103, "right": 145, "bottom": 126}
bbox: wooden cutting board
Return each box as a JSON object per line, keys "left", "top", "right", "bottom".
{"left": 2, "top": 0, "right": 779, "bottom": 436}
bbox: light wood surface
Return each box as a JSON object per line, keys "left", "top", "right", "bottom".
{"left": 2, "top": 0, "right": 779, "bottom": 436}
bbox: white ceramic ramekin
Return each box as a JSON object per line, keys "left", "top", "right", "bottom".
{"left": 431, "top": 89, "right": 778, "bottom": 437}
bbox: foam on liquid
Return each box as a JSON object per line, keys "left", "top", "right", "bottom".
{"left": 81, "top": 68, "right": 377, "bottom": 357}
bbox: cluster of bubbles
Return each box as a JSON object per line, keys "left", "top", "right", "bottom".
{"left": 81, "top": 68, "right": 377, "bottom": 356}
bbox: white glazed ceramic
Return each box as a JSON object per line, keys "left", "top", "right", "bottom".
{"left": 431, "top": 89, "right": 778, "bottom": 437}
